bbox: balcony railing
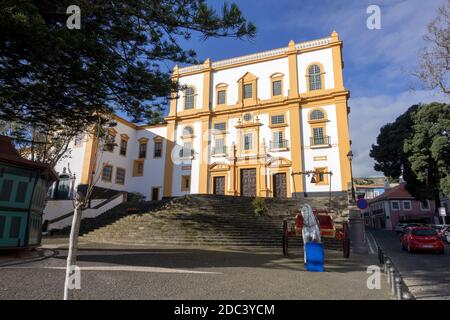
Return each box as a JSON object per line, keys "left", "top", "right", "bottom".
{"left": 310, "top": 136, "right": 331, "bottom": 146}
{"left": 179, "top": 148, "right": 194, "bottom": 158}
{"left": 269, "top": 140, "right": 289, "bottom": 150}
{"left": 212, "top": 146, "right": 227, "bottom": 156}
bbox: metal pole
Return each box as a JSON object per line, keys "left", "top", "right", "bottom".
{"left": 390, "top": 267, "right": 395, "bottom": 295}
{"left": 395, "top": 276, "right": 403, "bottom": 300}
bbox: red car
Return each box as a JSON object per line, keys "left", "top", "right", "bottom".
{"left": 400, "top": 227, "right": 445, "bottom": 254}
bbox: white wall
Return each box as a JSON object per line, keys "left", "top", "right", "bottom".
{"left": 297, "top": 48, "right": 334, "bottom": 93}
{"left": 211, "top": 57, "right": 290, "bottom": 107}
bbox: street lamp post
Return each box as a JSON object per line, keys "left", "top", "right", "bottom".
{"left": 347, "top": 150, "right": 356, "bottom": 204}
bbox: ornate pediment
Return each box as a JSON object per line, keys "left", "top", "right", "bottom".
{"left": 237, "top": 72, "right": 258, "bottom": 83}
{"left": 209, "top": 162, "right": 230, "bottom": 171}
{"left": 266, "top": 157, "right": 292, "bottom": 168}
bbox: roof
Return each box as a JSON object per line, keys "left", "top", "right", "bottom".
{"left": 355, "top": 184, "right": 385, "bottom": 189}
{"left": 0, "top": 135, "right": 58, "bottom": 181}
{"left": 369, "top": 182, "right": 414, "bottom": 202}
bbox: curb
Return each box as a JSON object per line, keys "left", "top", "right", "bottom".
{"left": 0, "top": 248, "right": 57, "bottom": 268}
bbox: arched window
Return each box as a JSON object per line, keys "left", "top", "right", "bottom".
{"left": 310, "top": 109, "right": 325, "bottom": 121}
{"left": 183, "top": 126, "right": 194, "bottom": 136}
{"left": 308, "top": 64, "right": 322, "bottom": 91}
{"left": 184, "top": 87, "right": 195, "bottom": 109}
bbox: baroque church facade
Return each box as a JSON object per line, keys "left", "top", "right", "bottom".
{"left": 54, "top": 31, "right": 352, "bottom": 201}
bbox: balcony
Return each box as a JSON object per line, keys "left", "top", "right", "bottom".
{"left": 179, "top": 148, "right": 194, "bottom": 159}
{"left": 269, "top": 140, "right": 289, "bottom": 151}
{"left": 211, "top": 145, "right": 227, "bottom": 156}
{"left": 310, "top": 136, "right": 331, "bottom": 148}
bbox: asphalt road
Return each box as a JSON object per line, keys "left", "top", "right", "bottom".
{"left": 368, "top": 228, "right": 450, "bottom": 300}
{"left": 0, "top": 245, "right": 390, "bottom": 300}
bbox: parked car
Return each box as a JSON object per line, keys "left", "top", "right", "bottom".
{"left": 429, "top": 224, "right": 450, "bottom": 242}
{"left": 395, "top": 223, "right": 409, "bottom": 234}
{"left": 397, "top": 223, "right": 423, "bottom": 235}
{"left": 400, "top": 226, "right": 445, "bottom": 254}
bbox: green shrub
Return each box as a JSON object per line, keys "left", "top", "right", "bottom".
{"left": 252, "top": 197, "right": 266, "bottom": 216}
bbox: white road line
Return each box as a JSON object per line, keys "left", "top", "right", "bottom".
{"left": 366, "top": 231, "right": 378, "bottom": 255}
{"left": 2, "top": 265, "right": 221, "bottom": 274}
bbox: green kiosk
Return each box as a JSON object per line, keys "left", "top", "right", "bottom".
{"left": 0, "top": 136, "right": 57, "bottom": 249}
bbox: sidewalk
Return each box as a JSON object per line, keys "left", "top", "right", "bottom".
{"left": 0, "top": 247, "right": 55, "bottom": 267}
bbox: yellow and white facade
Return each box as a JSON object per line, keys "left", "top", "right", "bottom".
{"left": 54, "top": 32, "right": 352, "bottom": 200}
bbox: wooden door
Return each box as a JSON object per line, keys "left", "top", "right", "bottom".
{"left": 151, "top": 188, "right": 159, "bottom": 201}
{"left": 240, "top": 169, "right": 256, "bottom": 197}
{"left": 213, "top": 176, "right": 225, "bottom": 195}
{"left": 273, "top": 173, "right": 287, "bottom": 198}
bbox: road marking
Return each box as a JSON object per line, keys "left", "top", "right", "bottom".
{"left": 366, "top": 231, "right": 377, "bottom": 255}
{"left": 2, "top": 265, "right": 221, "bottom": 274}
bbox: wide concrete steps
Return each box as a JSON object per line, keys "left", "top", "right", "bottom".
{"left": 81, "top": 195, "right": 344, "bottom": 250}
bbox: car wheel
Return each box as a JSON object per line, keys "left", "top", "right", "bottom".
{"left": 407, "top": 244, "right": 413, "bottom": 253}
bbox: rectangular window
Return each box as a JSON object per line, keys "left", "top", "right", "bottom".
{"left": 184, "top": 88, "right": 195, "bottom": 110}
{"left": 102, "top": 165, "right": 113, "bottom": 182}
{"left": 139, "top": 143, "right": 147, "bottom": 158}
{"left": 313, "top": 127, "right": 324, "bottom": 145}
{"left": 273, "top": 131, "right": 283, "bottom": 145}
{"left": 104, "top": 134, "right": 115, "bottom": 152}
{"left": 214, "top": 138, "right": 225, "bottom": 154}
{"left": 403, "top": 200, "right": 412, "bottom": 210}
{"left": 120, "top": 139, "right": 127, "bottom": 156}
{"left": 181, "top": 175, "right": 191, "bottom": 192}
{"left": 217, "top": 90, "right": 226, "bottom": 105}
{"left": 272, "top": 80, "right": 282, "bottom": 96}
{"left": 243, "top": 84, "right": 252, "bottom": 99}
{"left": 15, "top": 182, "right": 28, "bottom": 203}
{"left": 181, "top": 142, "right": 193, "bottom": 158}
{"left": 154, "top": 141, "right": 162, "bottom": 158}
{"left": 214, "top": 122, "right": 226, "bottom": 132}
{"left": 244, "top": 133, "right": 253, "bottom": 150}
{"left": 271, "top": 115, "right": 285, "bottom": 125}
{"left": 9, "top": 216, "right": 21, "bottom": 238}
{"left": 0, "top": 179, "right": 13, "bottom": 201}
{"left": 133, "top": 161, "right": 144, "bottom": 176}
{"left": 116, "top": 168, "right": 126, "bottom": 185}
{"left": 391, "top": 201, "right": 400, "bottom": 211}
{"left": 314, "top": 168, "right": 328, "bottom": 184}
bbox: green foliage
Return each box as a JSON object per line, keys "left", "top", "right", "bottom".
{"left": 0, "top": 0, "right": 256, "bottom": 136}
{"left": 371, "top": 103, "right": 450, "bottom": 205}
{"left": 252, "top": 197, "right": 266, "bottom": 216}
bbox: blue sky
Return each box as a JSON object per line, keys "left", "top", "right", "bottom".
{"left": 140, "top": 0, "right": 449, "bottom": 177}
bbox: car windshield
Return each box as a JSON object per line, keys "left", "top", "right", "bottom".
{"left": 412, "top": 229, "right": 437, "bottom": 236}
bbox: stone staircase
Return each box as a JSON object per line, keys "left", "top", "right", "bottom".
{"left": 81, "top": 195, "right": 345, "bottom": 250}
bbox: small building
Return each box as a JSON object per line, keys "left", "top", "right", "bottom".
{"left": 365, "top": 182, "right": 435, "bottom": 230}
{"left": 0, "top": 136, "right": 57, "bottom": 248}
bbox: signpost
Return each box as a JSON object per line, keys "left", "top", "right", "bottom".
{"left": 439, "top": 207, "right": 447, "bottom": 225}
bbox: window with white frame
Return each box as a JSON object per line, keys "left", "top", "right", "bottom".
{"left": 403, "top": 200, "right": 412, "bottom": 210}
{"left": 243, "top": 133, "right": 253, "bottom": 150}
{"left": 243, "top": 84, "right": 252, "bottom": 99}
{"left": 308, "top": 64, "right": 322, "bottom": 90}
{"left": 184, "top": 87, "right": 195, "bottom": 109}
{"left": 272, "top": 80, "right": 282, "bottom": 96}
{"left": 271, "top": 115, "right": 285, "bottom": 125}
{"left": 391, "top": 200, "right": 400, "bottom": 211}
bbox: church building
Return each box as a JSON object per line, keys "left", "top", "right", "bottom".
{"left": 53, "top": 31, "right": 352, "bottom": 201}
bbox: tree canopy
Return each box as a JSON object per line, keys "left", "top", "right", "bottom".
{"left": 370, "top": 102, "right": 450, "bottom": 207}
{"left": 0, "top": 0, "right": 255, "bottom": 166}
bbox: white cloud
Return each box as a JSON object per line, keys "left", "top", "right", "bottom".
{"left": 349, "top": 89, "right": 448, "bottom": 177}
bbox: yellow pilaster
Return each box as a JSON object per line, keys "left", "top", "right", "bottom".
{"left": 198, "top": 116, "right": 210, "bottom": 194}
{"left": 287, "top": 40, "right": 299, "bottom": 99}
{"left": 163, "top": 120, "right": 176, "bottom": 197}
{"left": 335, "top": 96, "right": 352, "bottom": 191}
{"left": 168, "top": 65, "right": 179, "bottom": 117}
{"left": 202, "top": 59, "right": 212, "bottom": 112}
{"left": 80, "top": 133, "right": 98, "bottom": 186}
{"left": 331, "top": 31, "right": 345, "bottom": 91}
{"left": 288, "top": 103, "right": 303, "bottom": 194}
